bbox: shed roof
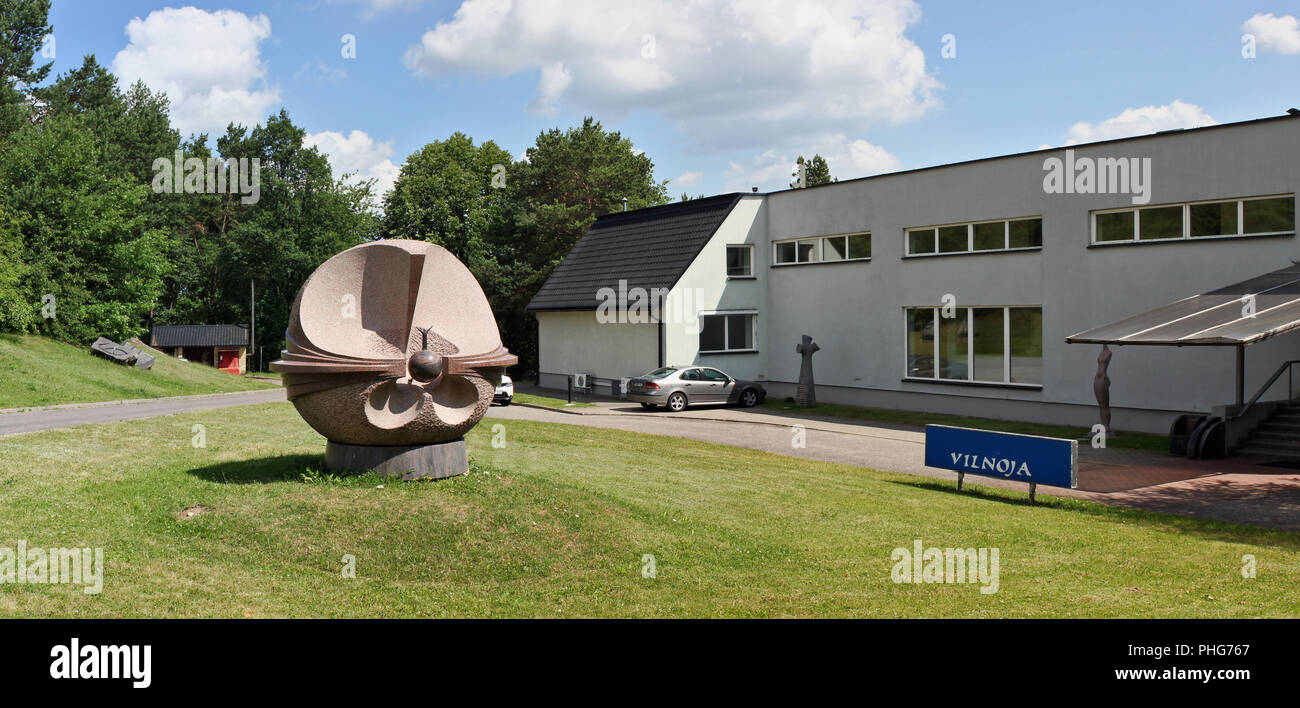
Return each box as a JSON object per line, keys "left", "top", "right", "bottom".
{"left": 151, "top": 324, "right": 249, "bottom": 348}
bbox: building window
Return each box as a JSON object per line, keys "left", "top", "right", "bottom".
{"left": 1091, "top": 194, "right": 1295, "bottom": 244}
{"left": 726, "top": 244, "right": 753, "bottom": 277}
{"left": 905, "top": 306, "right": 1042, "bottom": 386}
{"left": 905, "top": 217, "right": 1042, "bottom": 256}
{"left": 773, "top": 233, "right": 870, "bottom": 265}
{"left": 700, "top": 313, "right": 756, "bottom": 353}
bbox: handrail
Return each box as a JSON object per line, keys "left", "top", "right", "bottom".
{"left": 1232, "top": 359, "right": 1300, "bottom": 420}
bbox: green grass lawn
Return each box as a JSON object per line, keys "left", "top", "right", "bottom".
{"left": 1, "top": 402, "right": 1295, "bottom": 618}
{"left": 0, "top": 334, "right": 276, "bottom": 409}
{"left": 512, "top": 391, "right": 594, "bottom": 408}
{"left": 760, "top": 399, "right": 1168, "bottom": 452}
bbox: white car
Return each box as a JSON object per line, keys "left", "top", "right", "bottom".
{"left": 493, "top": 374, "right": 514, "bottom": 405}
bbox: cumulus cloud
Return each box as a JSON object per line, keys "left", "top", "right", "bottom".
{"left": 673, "top": 170, "right": 704, "bottom": 187}
{"left": 111, "top": 7, "right": 280, "bottom": 138}
{"left": 304, "top": 129, "right": 401, "bottom": 207}
{"left": 1058, "top": 100, "right": 1218, "bottom": 146}
{"left": 1243, "top": 13, "right": 1300, "bottom": 54}
{"left": 724, "top": 134, "right": 902, "bottom": 192}
{"left": 403, "top": 0, "right": 939, "bottom": 152}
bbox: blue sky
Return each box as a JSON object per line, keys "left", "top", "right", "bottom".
{"left": 43, "top": 1, "right": 1300, "bottom": 202}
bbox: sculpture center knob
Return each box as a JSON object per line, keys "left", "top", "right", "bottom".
{"left": 408, "top": 350, "right": 444, "bottom": 383}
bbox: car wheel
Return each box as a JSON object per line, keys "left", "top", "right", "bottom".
{"left": 740, "top": 389, "right": 758, "bottom": 408}
{"left": 639, "top": 402, "right": 657, "bottom": 409}
{"left": 502, "top": 398, "right": 511, "bottom": 406}
{"left": 667, "top": 392, "right": 687, "bottom": 412}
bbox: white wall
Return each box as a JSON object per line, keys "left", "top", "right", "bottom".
{"left": 536, "top": 310, "right": 658, "bottom": 387}
{"left": 662, "top": 195, "right": 767, "bottom": 379}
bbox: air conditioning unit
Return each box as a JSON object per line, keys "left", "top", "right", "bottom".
{"left": 615, "top": 378, "right": 631, "bottom": 399}
{"left": 572, "top": 373, "right": 588, "bottom": 390}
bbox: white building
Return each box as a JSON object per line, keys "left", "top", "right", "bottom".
{"left": 527, "top": 113, "right": 1300, "bottom": 446}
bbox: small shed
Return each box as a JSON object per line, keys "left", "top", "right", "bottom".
{"left": 150, "top": 325, "right": 249, "bottom": 374}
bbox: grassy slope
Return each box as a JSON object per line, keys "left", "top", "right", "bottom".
{"left": 512, "top": 392, "right": 594, "bottom": 408}
{"left": 0, "top": 334, "right": 275, "bottom": 409}
{"left": 1, "top": 402, "right": 1295, "bottom": 618}
{"left": 760, "top": 399, "right": 1169, "bottom": 452}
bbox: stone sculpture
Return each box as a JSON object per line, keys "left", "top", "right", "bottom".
{"left": 1094, "top": 344, "right": 1112, "bottom": 433}
{"left": 271, "top": 240, "right": 516, "bottom": 479}
{"left": 90, "top": 337, "right": 155, "bottom": 370}
{"left": 796, "top": 334, "right": 819, "bottom": 407}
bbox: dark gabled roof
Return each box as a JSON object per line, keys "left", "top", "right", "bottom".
{"left": 151, "top": 324, "right": 249, "bottom": 348}
{"left": 527, "top": 193, "right": 744, "bottom": 311}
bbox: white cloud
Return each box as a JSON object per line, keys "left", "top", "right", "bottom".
{"left": 1059, "top": 101, "right": 1218, "bottom": 146}
{"left": 403, "top": 0, "right": 939, "bottom": 151}
{"left": 304, "top": 129, "right": 401, "bottom": 207}
{"left": 724, "top": 134, "right": 901, "bottom": 192}
{"left": 1243, "top": 13, "right": 1300, "bottom": 54}
{"left": 673, "top": 170, "right": 704, "bottom": 187}
{"left": 111, "top": 7, "right": 280, "bottom": 138}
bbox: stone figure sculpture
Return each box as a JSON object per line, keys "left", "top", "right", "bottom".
{"left": 796, "top": 334, "right": 819, "bottom": 407}
{"left": 271, "top": 239, "right": 516, "bottom": 479}
{"left": 1094, "top": 344, "right": 1112, "bottom": 433}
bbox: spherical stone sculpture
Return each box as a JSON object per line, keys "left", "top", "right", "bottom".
{"left": 270, "top": 239, "right": 516, "bottom": 479}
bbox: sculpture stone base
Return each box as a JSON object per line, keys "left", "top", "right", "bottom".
{"left": 324, "top": 438, "right": 468, "bottom": 480}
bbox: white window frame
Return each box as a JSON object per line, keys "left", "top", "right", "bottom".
{"left": 772, "top": 232, "right": 871, "bottom": 266}
{"left": 726, "top": 243, "right": 755, "bottom": 278}
{"left": 1091, "top": 193, "right": 1295, "bottom": 245}
{"left": 905, "top": 216, "right": 1042, "bottom": 257}
{"left": 902, "top": 305, "right": 1043, "bottom": 388}
{"left": 698, "top": 310, "right": 758, "bottom": 354}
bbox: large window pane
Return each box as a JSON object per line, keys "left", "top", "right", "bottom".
{"left": 726, "top": 315, "right": 752, "bottom": 350}
{"left": 700, "top": 315, "right": 725, "bottom": 351}
{"left": 1009, "top": 218, "right": 1043, "bottom": 248}
{"left": 937, "top": 309, "right": 969, "bottom": 380}
{"left": 1139, "top": 205, "right": 1182, "bottom": 240}
{"left": 938, "top": 225, "right": 968, "bottom": 253}
{"left": 1096, "top": 211, "right": 1134, "bottom": 242}
{"left": 848, "top": 233, "right": 871, "bottom": 259}
{"left": 973, "top": 222, "right": 1005, "bottom": 251}
{"left": 797, "top": 238, "right": 820, "bottom": 262}
{"left": 822, "top": 235, "right": 847, "bottom": 261}
{"left": 1189, "top": 201, "right": 1237, "bottom": 237}
{"left": 776, "top": 241, "right": 797, "bottom": 264}
{"left": 972, "top": 308, "right": 1005, "bottom": 383}
{"left": 1009, "top": 308, "right": 1043, "bottom": 385}
{"left": 726, "top": 245, "right": 752, "bottom": 276}
{"left": 906, "top": 308, "right": 934, "bottom": 378}
{"left": 1243, "top": 196, "right": 1295, "bottom": 234}
{"left": 908, "top": 229, "right": 935, "bottom": 255}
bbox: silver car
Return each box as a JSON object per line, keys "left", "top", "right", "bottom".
{"left": 626, "top": 366, "right": 767, "bottom": 412}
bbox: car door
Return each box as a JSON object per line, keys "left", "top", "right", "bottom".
{"left": 678, "top": 368, "right": 706, "bottom": 401}
{"left": 699, "top": 368, "right": 732, "bottom": 402}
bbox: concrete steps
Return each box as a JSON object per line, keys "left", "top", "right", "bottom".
{"left": 1236, "top": 403, "right": 1300, "bottom": 460}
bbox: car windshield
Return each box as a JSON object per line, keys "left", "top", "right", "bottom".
{"left": 643, "top": 368, "right": 677, "bottom": 379}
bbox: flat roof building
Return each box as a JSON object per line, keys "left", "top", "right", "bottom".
{"left": 528, "top": 113, "right": 1300, "bottom": 445}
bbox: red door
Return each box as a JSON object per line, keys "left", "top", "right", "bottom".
{"left": 217, "top": 350, "right": 240, "bottom": 374}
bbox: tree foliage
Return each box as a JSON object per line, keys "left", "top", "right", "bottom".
{"left": 794, "top": 154, "right": 835, "bottom": 187}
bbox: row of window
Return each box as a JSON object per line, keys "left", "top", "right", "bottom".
{"left": 724, "top": 194, "right": 1295, "bottom": 274}
{"left": 696, "top": 306, "right": 1044, "bottom": 389}
{"left": 1093, "top": 195, "right": 1294, "bottom": 244}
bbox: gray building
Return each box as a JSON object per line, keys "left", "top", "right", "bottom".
{"left": 527, "top": 113, "right": 1300, "bottom": 440}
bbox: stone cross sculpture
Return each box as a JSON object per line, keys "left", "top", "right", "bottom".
{"left": 795, "top": 334, "right": 820, "bottom": 407}
{"left": 1094, "top": 344, "right": 1112, "bottom": 433}
{"left": 272, "top": 239, "right": 516, "bottom": 479}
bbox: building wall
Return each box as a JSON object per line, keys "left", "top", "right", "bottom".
{"left": 536, "top": 310, "right": 659, "bottom": 390}
{"left": 762, "top": 118, "right": 1300, "bottom": 432}
{"left": 663, "top": 195, "right": 768, "bottom": 379}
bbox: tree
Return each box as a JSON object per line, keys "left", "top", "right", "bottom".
{"left": 793, "top": 154, "right": 835, "bottom": 187}
{"left": 0, "top": 0, "right": 53, "bottom": 136}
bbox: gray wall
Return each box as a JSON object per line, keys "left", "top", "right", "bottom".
{"left": 762, "top": 117, "right": 1300, "bottom": 432}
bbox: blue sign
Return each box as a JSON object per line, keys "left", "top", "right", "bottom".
{"left": 924, "top": 425, "right": 1077, "bottom": 489}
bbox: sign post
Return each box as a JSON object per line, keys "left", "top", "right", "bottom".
{"left": 924, "top": 425, "right": 1077, "bottom": 501}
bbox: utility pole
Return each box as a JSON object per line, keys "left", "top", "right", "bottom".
{"left": 250, "top": 280, "right": 256, "bottom": 374}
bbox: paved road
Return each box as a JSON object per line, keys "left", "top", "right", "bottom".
{"left": 0, "top": 389, "right": 287, "bottom": 436}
